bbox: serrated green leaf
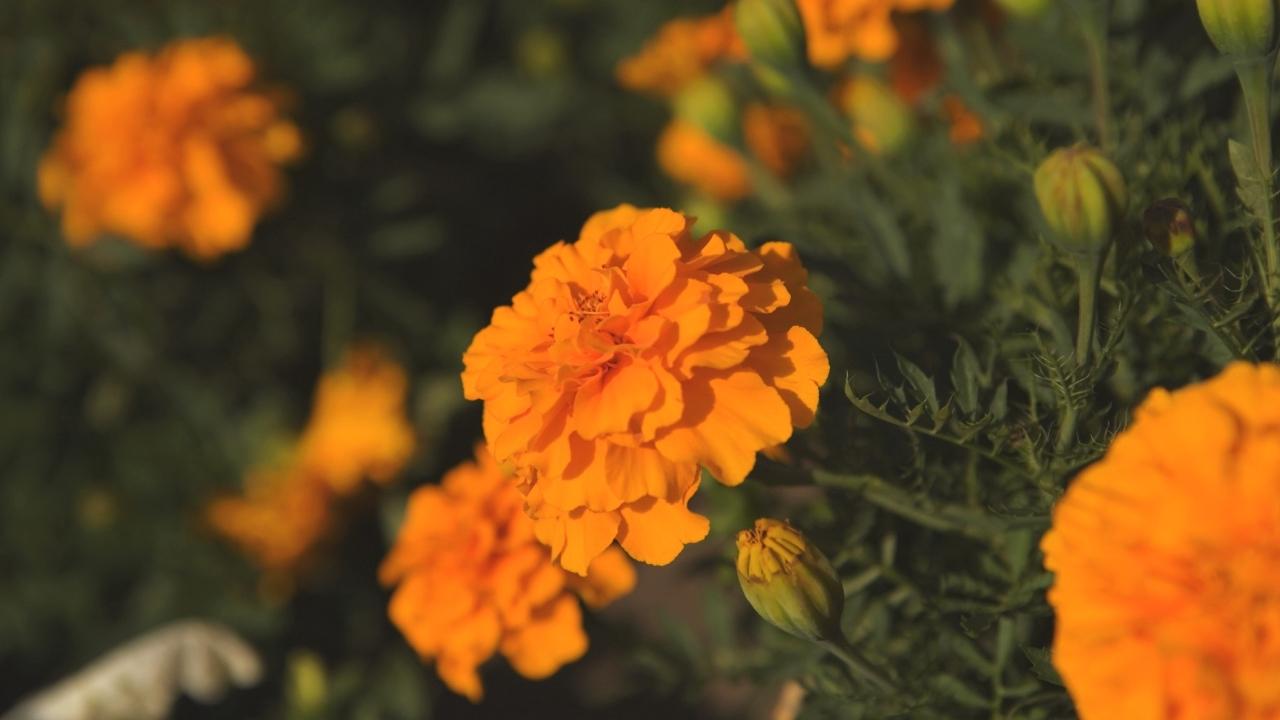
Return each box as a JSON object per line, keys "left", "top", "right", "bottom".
{"left": 1023, "top": 646, "right": 1065, "bottom": 687}
{"left": 951, "top": 338, "right": 983, "bottom": 416}
{"left": 895, "top": 354, "right": 939, "bottom": 416}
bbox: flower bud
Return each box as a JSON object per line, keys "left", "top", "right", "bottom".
{"left": 673, "top": 76, "right": 739, "bottom": 144}
{"left": 1034, "top": 143, "right": 1128, "bottom": 255}
{"left": 736, "top": 518, "right": 843, "bottom": 641}
{"left": 836, "top": 76, "right": 914, "bottom": 155}
{"left": 1196, "top": 0, "right": 1277, "bottom": 59}
{"left": 1142, "top": 198, "right": 1196, "bottom": 257}
{"left": 735, "top": 0, "right": 807, "bottom": 72}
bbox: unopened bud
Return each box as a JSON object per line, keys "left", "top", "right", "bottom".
{"left": 1142, "top": 198, "right": 1196, "bottom": 257}
{"left": 735, "top": 0, "right": 807, "bottom": 72}
{"left": 1196, "top": 0, "right": 1277, "bottom": 59}
{"left": 1034, "top": 143, "right": 1128, "bottom": 255}
{"left": 994, "top": 0, "right": 1050, "bottom": 19}
{"left": 836, "top": 76, "right": 914, "bottom": 155}
{"left": 736, "top": 518, "right": 843, "bottom": 641}
{"left": 674, "top": 76, "right": 739, "bottom": 144}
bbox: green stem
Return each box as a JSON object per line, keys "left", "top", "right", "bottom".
{"left": 1236, "top": 55, "right": 1280, "bottom": 349}
{"left": 1073, "top": 250, "right": 1103, "bottom": 367}
{"left": 820, "top": 636, "right": 898, "bottom": 694}
{"left": 1080, "top": 1, "right": 1113, "bottom": 149}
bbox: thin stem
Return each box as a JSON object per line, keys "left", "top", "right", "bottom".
{"left": 820, "top": 636, "right": 898, "bottom": 694}
{"left": 1073, "top": 250, "right": 1103, "bottom": 367}
{"left": 1236, "top": 55, "right": 1280, "bottom": 350}
{"left": 1080, "top": 0, "right": 1113, "bottom": 149}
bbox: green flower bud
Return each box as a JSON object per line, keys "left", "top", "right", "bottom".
{"left": 1034, "top": 143, "right": 1128, "bottom": 255}
{"left": 1142, "top": 198, "right": 1196, "bottom": 257}
{"left": 736, "top": 518, "right": 843, "bottom": 641}
{"left": 994, "top": 0, "right": 1050, "bottom": 19}
{"left": 1196, "top": 0, "right": 1277, "bottom": 59}
{"left": 837, "top": 76, "right": 915, "bottom": 156}
{"left": 735, "top": 0, "right": 807, "bottom": 72}
{"left": 673, "top": 76, "right": 739, "bottom": 144}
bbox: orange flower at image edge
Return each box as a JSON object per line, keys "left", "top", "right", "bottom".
{"left": 462, "top": 205, "right": 829, "bottom": 575}
{"left": 798, "top": 0, "right": 956, "bottom": 67}
{"left": 381, "top": 445, "right": 635, "bottom": 701}
{"left": 39, "top": 36, "right": 301, "bottom": 260}
{"left": 1043, "top": 362, "right": 1280, "bottom": 719}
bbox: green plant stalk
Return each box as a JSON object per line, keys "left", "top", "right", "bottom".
{"left": 820, "top": 636, "right": 897, "bottom": 694}
{"left": 1236, "top": 55, "right": 1280, "bottom": 347}
{"left": 1080, "top": 0, "right": 1113, "bottom": 149}
{"left": 1073, "top": 249, "right": 1104, "bottom": 367}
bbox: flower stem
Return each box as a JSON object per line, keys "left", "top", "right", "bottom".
{"left": 1236, "top": 55, "right": 1280, "bottom": 350}
{"left": 1080, "top": 0, "right": 1112, "bottom": 149}
{"left": 820, "top": 636, "right": 898, "bottom": 694}
{"left": 1074, "top": 250, "right": 1103, "bottom": 367}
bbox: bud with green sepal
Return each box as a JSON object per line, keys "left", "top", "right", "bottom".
{"left": 1034, "top": 143, "right": 1128, "bottom": 366}
{"left": 1196, "top": 0, "right": 1277, "bottom": 60}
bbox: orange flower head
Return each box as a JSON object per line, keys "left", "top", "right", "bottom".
{"left": 206, "top": 455, "right": 333, "bottom": 575}
{"left": 797, "top": 0, "right": 956, "bottom": 67}
{"left": 380, "top": 445, "right": 635, "bottom": 701}
{"left": 616, "top": 7, "right": 747, "bottom": 97}
{"left": 462, "top": 205, "right": 830, "bottom": 575}
{"left": 297, "top": 345, "right": 416, "bottom": 495}
{"left": 1043, "top": 362, "right": 1280, "bottom": 719}
{"left": 742, "top": 104, "right": 811, "bottom": 179}
{"left": 943, "top": 94, "right": 984, "bottom": 145}
{"left": 657, "top": 120, "right": 753, "bottom": 202}
{"left": 38, "top": 37, "right": 301, "bottom": 260}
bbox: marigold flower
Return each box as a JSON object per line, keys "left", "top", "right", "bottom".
{"left": 797, "top": 0, "right": 956, "bottom": 67}
{"left": 616, "top": 7, "right": 747, "bottom": 97}
{"left": 742, "top": 104, "right": 812, "bottom": 179}
{"left": 297, "top": 345, "right": 416, "bottom": 494}
{"left": 657, "top": 119, "right": 753, "bottom": 201}
{"left": 380, "top": 445, "right": 635, "bottom": 701}
{"left": 737, "top": 518, "right": 844, "bottom": 641}
{"left": 888, "top": 16, "right": 943, "bottom": 105}
{"left": 943, "top": 94, "right": 984, "bottom": 145}
{"left": 38, "top": 37, "right": 301, "bottom": 260}
{"left": 206, "top": 457, "right": 332, "bottom": 575}
{"left": 462, "top": 205, "right": 829, "bottom": 574}
{"left": 1043, "top": 362, "right": 1280, "bottom": 719}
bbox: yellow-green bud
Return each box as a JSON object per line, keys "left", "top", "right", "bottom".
{"left": 736, "top": 518, "right": 843, "bottom": 641}
{"left": 1196, "top": 0, "right": 1277, "bottom": 59}
{"left": 673, "top": 76, "right": 739, "bottom": 144}
{"left": 1034, "top": 143, "right": 1128, "bottom": 255}
{"left": 1142, "top": 198, "right": 1196, "bottom": 257}
{"left": 838, "top": 76, "right": 914, "bottom": 156}
{"left": 735, "top": 0, "right": 807, "bottom": 72}
{"left": 994, "top": 0, "right": 1050, "bottom": 19}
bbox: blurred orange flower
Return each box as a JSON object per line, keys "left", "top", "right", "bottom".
{"left": 380, "top": 445, "right": 635, "bottom": 701}
{"left": 206, "top": 456, "right": 332, "bottom": 577}
{"left": 942, "top": 95, "right": 984, "bottom": 144}
{"left": 298, "top": 345, "right": 416, "bottom": 494}
{"left": 462, "top": 205, "right": 829, "bottom": 574}
{"left": 38, "top": 37, "right": 301, "bottom": 260}
{"left": 797, "top": 0, "right": 955, "bottom": 67}
{"left": 657, "top": 120, "right": 752, "bottom": 201}
{"left": 1043, "top": 362, "right": 1280, "bottom": 719}
{"left": 616, "top": 7, "right": 747, "bottom": 97}
{"left": 742, "top": 104, "right": 811, "bottom": 179}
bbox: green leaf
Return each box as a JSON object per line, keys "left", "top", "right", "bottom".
{"left": 895, "top": 354, "right": 940, "bottom": 416}
{"left": 1229, "top": 138, "right": 1269, "bottom": 221}
{"left": 1023, "top": 646, "right": 1065, "bottom": 687}
{"left": 951, "top": 337, "right": 983, "bottom": 416}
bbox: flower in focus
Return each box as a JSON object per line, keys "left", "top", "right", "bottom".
{"left": 38, "top": 37, "right": 301, "bottom": 260}
{"left": 380, "top": 445, "right": 635, "bottom": 701}
{"left": 1043, "top": 362, "right": 1280, "bottom": 719}
{"left": 736, "top": 518, "right": 843, "bottom": 641}
{"left": 657, "top": 120, "right": 753, "bottom": 201}
{"left": 616, "top": 7, "right": 747, "bottom": 97}
{"left": 797, "top": 0, "right": 956, "bottom": 67}
{"left": 206, "top": 455, "right": 332, "bottom": 579}
{"left": 462, "top": 205, "right": 829, "bottom": 574}
{"left": 297, "top": 345, "right": 416, "bottom": 494}
{"left": 742, "top": 104, "right": 811, "bottom": 179}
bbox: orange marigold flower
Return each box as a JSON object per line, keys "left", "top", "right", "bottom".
{"left": 943, "top": 94, "right": 984, "bottom": 145}
{"left": 742, "top": 104, "right": 811, "bottom": 179}
{"left": 461, "top": 205, "right": 829, "bottom": 575}
{"left": 380, "top": 445, "right": 635, "bottom": 701}
{"left": 616, "top": 7, "right": 747, "bottom": 97}
{"left": 657, "top": 119, "right": 753, "bottom": 201}
{"left": 297, "top": 345, "right": 416, "bottom": 494}
{"left": 887, "top": 15, "right": 943, "bottom": 105}
{"left": 797, "top": 0, "right": 955, "bottom": 67}
{"left": 1043, "top": 362, "right": 1280, "bottom": 720}
{"left": 206, "top": 456, "right": 332, "bottom": 576}
{"left": 38, "top": 37, "right": 301, "bottom": 260}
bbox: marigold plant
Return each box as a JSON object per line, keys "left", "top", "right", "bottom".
{"left": 1043, "top": 363, "right": 1280, "bottom": 719}
{"left": 462, "top": 205, "right": 829, "bottom": 574}
{"left": 380, "top": 445, "right": 635, "bottom": 701}
{"left": 38, "top": 37, "right": 301, "bottom": 260}
{"left": 616, "top": 7, "right": 746, "bottom": 97}
{"left": 656, "top": 119, "right": 753, "bottom": 201}
{"left": 297, "top": 345, "right": 416, "bottom": 494}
